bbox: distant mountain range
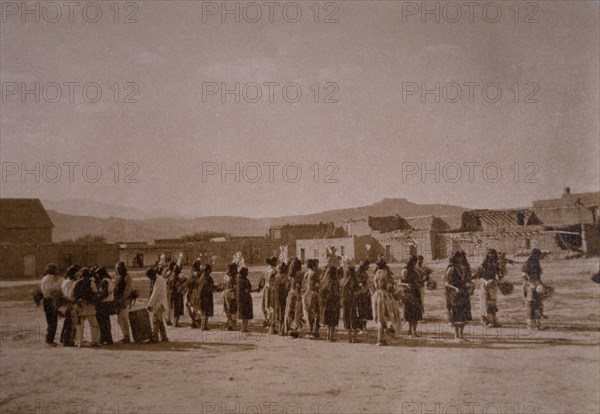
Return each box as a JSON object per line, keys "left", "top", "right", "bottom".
{"left": 42, "top": 198, "right": 184, "bottom": 220}
{"left": 44, "top": 198, "right": 467, "bottom": 243}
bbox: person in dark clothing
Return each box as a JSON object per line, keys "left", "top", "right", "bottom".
{"left": 168, "top": 265, "right": 186, "bottom": 327}
{"left": 95, "top": 267, "right": 114, "bottom": 345}
{"left": 60, "top": 265, "right": 80, "bottom": 347}
{"left": 236, "top": 267, "right": 253, "bottom": 333}
{"left": 319, "top": 266, "right": 341, "bottom": 342}
{"left": 197, "top": 264, "right": 215, "bottom": 331}
{"left": 401, "top": 256, "right": 423, "bottom": 337}
{"left": 356, "top": 260, "right": 373, "bottom": 333}
{"left": 475, "top": 249, "right": 502, "bottom": 327}
{"left": 445, "top": 252, "right": 472, "bottom": 342}
{"left": 40, "top": 263, "right": 61, "bottom": 346}
{"left": 340, "top": 264, "right": 360, "bottom": 343}
{"left": 302, "top": 259, "right": 320, "bottom": 339}
{"left": 271, "top": 262, "right": 290, "bottom": 336}
{"left": 223, "top": 263, "right": 239, "bottom": 331}
{"left": 522, "top": 248, "right": 546, "bottom": 330}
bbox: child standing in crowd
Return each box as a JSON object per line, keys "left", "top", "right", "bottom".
{"left": 40, "top": 263, "right": 61, "bottom": 346}
{"left": 95, "top": 267, "right": 114, "bottom": 345}
{"left": 236, "top": 267, "right": 253, "bottom": 333}
{"left": 146, "top": 267, "right": 169, "bottom": 342}
{"left": 114, "top": 262, "right": 132, "bottom": 344}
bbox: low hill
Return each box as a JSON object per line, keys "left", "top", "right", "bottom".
{"left": 47, "top": 198, "right": 466, "bottom": 242}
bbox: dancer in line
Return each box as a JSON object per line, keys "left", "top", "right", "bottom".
{"left": 400, "top": 256, "right": 423, "bottom": 337}
{"left": 236, "top": 267, "right": 253, "bottom": 333}
{"left": 445, "top": 252, "right": 472, "bottom": 342}
{"left": 475, "top": 249, "right": 502, "bottom": 327}
{"left": 372, "top": 260, "right": 401, "bottom": 346}
{"left": 522, "top": 248, "right": 547, "bottom": 330}
{"left": 319, "top": 266, "right": 341, "bottom": 342}
{"left": 302, "top": 259, "right": 321, "bottom": 339}
{"left": 340, "top": 261, "right": 360, "bottom": 343}
{"left": 356, "top": 260, "right": 373, "bottom": 334}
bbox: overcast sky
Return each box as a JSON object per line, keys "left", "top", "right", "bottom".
{"left": 1, "top": 1, "right": 598, "bottom": 218}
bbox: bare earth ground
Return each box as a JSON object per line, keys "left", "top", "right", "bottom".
{"left": 1, "top": 258, "right": 599, "bottom": 414}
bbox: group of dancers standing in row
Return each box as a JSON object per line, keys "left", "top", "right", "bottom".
{"left": 38, "top": 247, "right": 550, "bottom": 347}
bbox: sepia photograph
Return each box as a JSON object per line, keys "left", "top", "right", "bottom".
{"left": 0, "top": 1, "right": 599, "bottom": 413}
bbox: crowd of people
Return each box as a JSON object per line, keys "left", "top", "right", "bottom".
{"left": 38, "top": 248, "right": 551, "bottom": 347}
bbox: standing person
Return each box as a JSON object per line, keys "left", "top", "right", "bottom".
{"left": 40, "top": 263, "right": 61, "bottom": 346}
{"left": 476, "top": 249, "right": 502, "bottom": 327}
{"left": 74, "top": 268, "right": 101, "bottom": 347}
{"left": 186, "top": 260, "right": 203, "bottom": 328}
{"left": 458, "top": 251, "right": 474, "bottom": 318}
{"left": 197, "top": 264, "right": 215, "bottom": 331}
{"left": 146, "top": 267, "right": 169, "bottom": 342}
{"left": 356, "top": 260, "right": 373, "bottom": 334}
{"left": 113, "top": 262, "right": 132, "bottom": 344}
{"left": 236, "top": 267, "right": 253, "bottom": 333}
{"left": 401, "top": 256, "right": 423, "bottom": 337}
{"left": 262, "top": 257, "right": 278, "bottom": 328}
{"left": 372, "top": 260, "right": 400, "bottom": 346}
{"left": 302, "top": 259, "right": 321, "bottom": 339}
{"left": 522, "top": 248, "right": 545, "bottom": 330}
{"left": 284, "top": 258, "right": 304, "bottom": 337}
{"left": 168, "top": 264, "right": 186, "bottom": 328}
{"left": 319, "top": 267, "right": 341, "bottom": 342}
{"left": 415, "top": 255, "right": 433, "bottom": 318}
{"left": 271, "top": 262, "right": 290, "bottom": 336}
{"left": 60, "top": 265, "right": 80, "bottom": 347}
{"left": 444, "top": 252, "right": 472, "bottom": 342}
{"left": 340, "top": 262, "right": 360, "bottom": 343}
{"left": 95, "top": 267, "right": 114, "bottom": 345}
{"left": 223, "top": 263, "right": 239, "bottom": 331}
{"left": 163, "top": 261, "right": 177, "bottom": 325}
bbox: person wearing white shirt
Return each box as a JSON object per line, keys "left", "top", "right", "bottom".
{"left": 40, "top": 263, "right": 61, "bottom": 345}
{"left": 146, "top": 267, "right": 169, "bottom": 342}
{"left": 96, "top": 268, "right": 115, "bottom": 345}
{"left": 59, "top": 265, "right": 80, "bottom": 347}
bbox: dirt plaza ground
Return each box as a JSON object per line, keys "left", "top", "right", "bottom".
{"left": 1, "top": 257, "right": 598, "bottom": 414}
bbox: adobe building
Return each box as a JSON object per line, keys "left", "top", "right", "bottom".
{"left": 439, "top": 209, "right": 555, "bottom": 259}
{"left": 267, "top": 222, "right": 342, "bottom": 259}
{"left": 0, "top": 198, "right": 53, "bottom": 244}
{"left": 371, "top": 215, "right": 452, "bottom": 262}
{"left": 0, "top": 199, "right": 124, "bottom": 277}
{"left": 296, "top": 215, "right": 452, "bottom": 264}
{"left": 438, "top": 193, "right": 600, "bottom": 259}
